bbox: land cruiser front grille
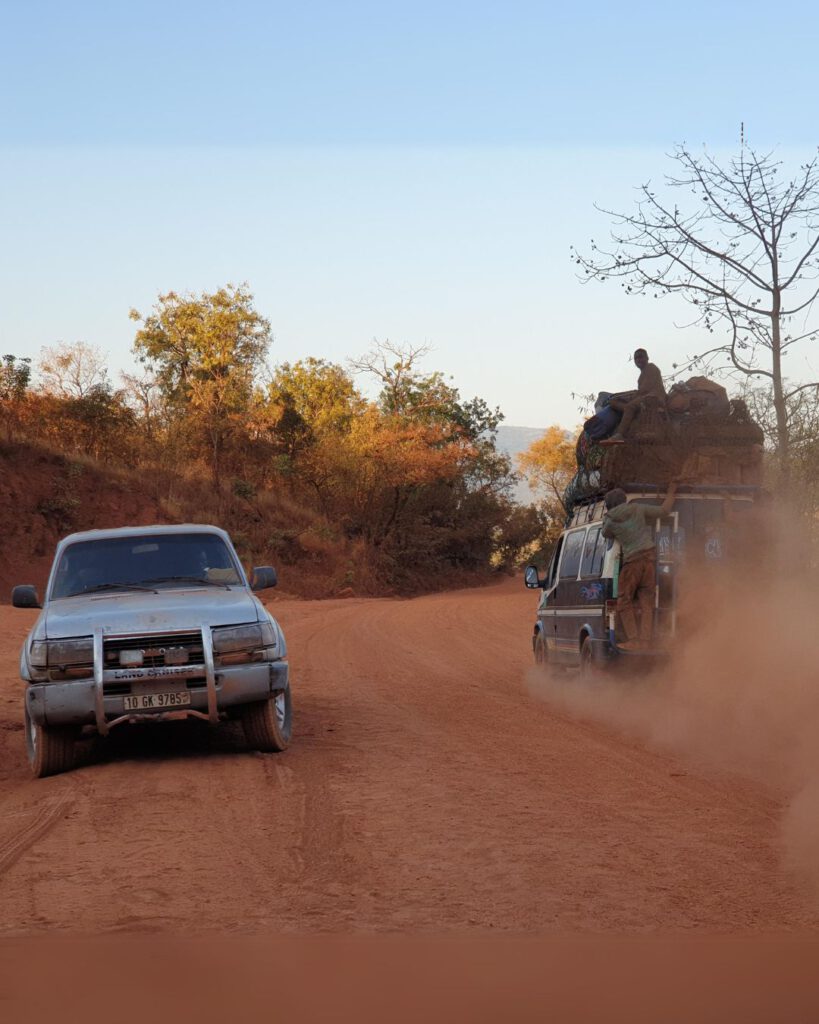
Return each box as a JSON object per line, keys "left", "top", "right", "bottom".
{"left": 103, "top": 631, "right": 204, "bottom": 669}
{"left": 103, "top": 677, "right": 208, "bottom": 696}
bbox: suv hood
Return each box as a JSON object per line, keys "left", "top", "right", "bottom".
{"left": 42, "top": 587, "right": 263, "bottom": 639}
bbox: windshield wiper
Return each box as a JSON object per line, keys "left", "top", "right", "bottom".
{"left": 140, "top": 575, "right": 233, "bottom": 590}
{"left": 68, "top": 582, "right": 159, "bottom": 597}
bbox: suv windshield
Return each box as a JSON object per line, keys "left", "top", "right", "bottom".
{"left": 51, "top": 533, "right": 242, "bottom": 599}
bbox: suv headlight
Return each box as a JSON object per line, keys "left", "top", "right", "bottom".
{"left": 212, "top": 621, "right": 277, "bottom": 661}
{"left": 29, "top": 636, "right": 94, "bottom": 682}
{"left": 31, "top": 637, "right": 94, "bottom": 668}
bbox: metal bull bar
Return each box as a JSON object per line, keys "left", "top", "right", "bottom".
{"left": 93, "top": 625, "right": 219, "bottom": 735}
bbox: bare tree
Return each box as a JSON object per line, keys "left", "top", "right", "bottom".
{"left": 38, "top": 341, "right": 109, "bottom": 399}
{"left": 349, "top": 340, "right": 432, "bottom": 415}
{"left": 120, "top": 367, "right": 165, "bottom": 444}
{"left": 572, "top": 141, "right": 819, "bottom": 469}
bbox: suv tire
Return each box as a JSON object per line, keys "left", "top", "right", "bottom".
{"left": 241, "top": 684, "right": 293, "bottom": 752}
{"left": 26, "top": 705, "right": 76, "bottom": 778}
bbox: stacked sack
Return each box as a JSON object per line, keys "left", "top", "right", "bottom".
{"left": 561, "top": 417, "right": 611, "bottom": 512}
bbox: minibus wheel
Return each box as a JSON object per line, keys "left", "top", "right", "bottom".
{"left": 579, "top": 636, "right": 605, "bottom": 680}
{"left": 534, "top": 632, "right": 550, "bottom": 672}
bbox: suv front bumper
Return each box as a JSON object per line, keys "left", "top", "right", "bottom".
{"left": 27, "top": 659, "right": 289, "bottom": 731}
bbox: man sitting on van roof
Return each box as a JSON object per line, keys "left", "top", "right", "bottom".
{"left": 602, "top": 348, "right": 666, "bottom": 445}
{"left": 602, "top": 482, "right": 678, "bottom": 650}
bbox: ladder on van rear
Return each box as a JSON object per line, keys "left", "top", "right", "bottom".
{"left": 653, "top": 512, "right": 679, "bottom": 640}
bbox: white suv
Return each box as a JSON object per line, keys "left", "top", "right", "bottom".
{"left": 13, "top": 524, "right": 292, "bottom": 777}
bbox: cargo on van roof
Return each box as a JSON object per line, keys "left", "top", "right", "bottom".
{"left": 563, "top": 387, "right": 764, "bottom": 517}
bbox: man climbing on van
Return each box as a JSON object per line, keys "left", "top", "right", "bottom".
{"left": 602, "top": 481, "right": 678, "bottom": 650}
{"left": 602, "top": 348, "right": 666, "bottom": 445}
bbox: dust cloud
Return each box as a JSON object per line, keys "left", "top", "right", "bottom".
{"left": 526, "top": 520, "right": 819, "bottom": 896}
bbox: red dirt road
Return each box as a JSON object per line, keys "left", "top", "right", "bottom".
{"left": 0, "top": 579, "right": 816, "bottom": 936}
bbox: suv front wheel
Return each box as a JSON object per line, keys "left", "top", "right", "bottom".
{"left": 25, "top": 705, "right": 76, "bottom": 777}
{"left": 241, "top": 684, "right": 293, "bottom": 752}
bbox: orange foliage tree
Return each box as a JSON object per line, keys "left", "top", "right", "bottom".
{"left": 131, "top": 285, "right": 271, "bottom": 487}
{"left": 516, "top": 425, "right": 577, "bottom": 556}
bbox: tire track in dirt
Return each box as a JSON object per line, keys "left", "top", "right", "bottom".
{"left": 0, "top": 793, "right": 74, "bottom": 875}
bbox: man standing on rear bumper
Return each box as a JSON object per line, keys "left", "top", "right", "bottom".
{"left": 602, "top": 483, "right": 678, "bottom": 650}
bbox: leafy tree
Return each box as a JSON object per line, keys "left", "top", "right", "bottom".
{"left": 350, "top": 341, "right": 505, "bottom": 463}
{"left": 64, "top": 384, "right": 135, "bottom": 461}
{"left": 0, "top": 354, "right": 32, "bottom": 440}
{"left": 22, "top": 385, "right": 134, "bottom": 462}
{"left": 573, "top": 141, "right": 819, "bottom": 471}
{"left": 131, "top": 285, "right": 271, "bottom": 484}
{"left": 492, "top": 502, "right": 550, "bottom": 569}
{"left": 342, "top": 341, "right": 522, "bottom": 582}
{"left": 517, "top": 426, "right": 576, "bottom": 512}
{"left": 351, "top": 341, "right": 504, "bottom": 439}
{"left": 517, "top": 425, "right": 576, "bottom": 556}
{"left": 265, "top": 358, "right": 364, "bottom": 460}
{"left": 0, "top": 354, "right": 31, "bottom": 402}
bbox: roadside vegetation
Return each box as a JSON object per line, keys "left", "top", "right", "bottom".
{"left": 515, "top": 425, "right": 576, "bottom": 563}
{"left": 0, "top": 286, "right": 543, "bottom": 597}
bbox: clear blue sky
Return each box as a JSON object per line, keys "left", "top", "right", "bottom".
{"left": 2, "top": 0, "right": 817, "bottom": 426}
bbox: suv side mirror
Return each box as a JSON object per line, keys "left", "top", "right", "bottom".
{"left": 524, "top": 566, "right": 544, "bottom": 590}
{"left": 12, "top": 585, "right": 41, "bottom": 608}
{"left": 250, "top": 566, "right": 277, "bottom": 591}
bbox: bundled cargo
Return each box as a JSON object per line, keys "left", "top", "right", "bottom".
{"left": 563, "top": 380, "right": 764, "bottom": 514}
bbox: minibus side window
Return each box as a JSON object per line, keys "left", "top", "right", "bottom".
{"left": 559, "top": 529, "right": 586, "bottom": 581}
{"left": 580, "top": 525, "right": 605, "bottom": 578}
{"left": 546, "top": 535, "right": 564, "bottom": 588}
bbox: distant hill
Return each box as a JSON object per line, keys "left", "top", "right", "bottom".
{"left": 495, "top": 425, "right": 545, "bottom": 504}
